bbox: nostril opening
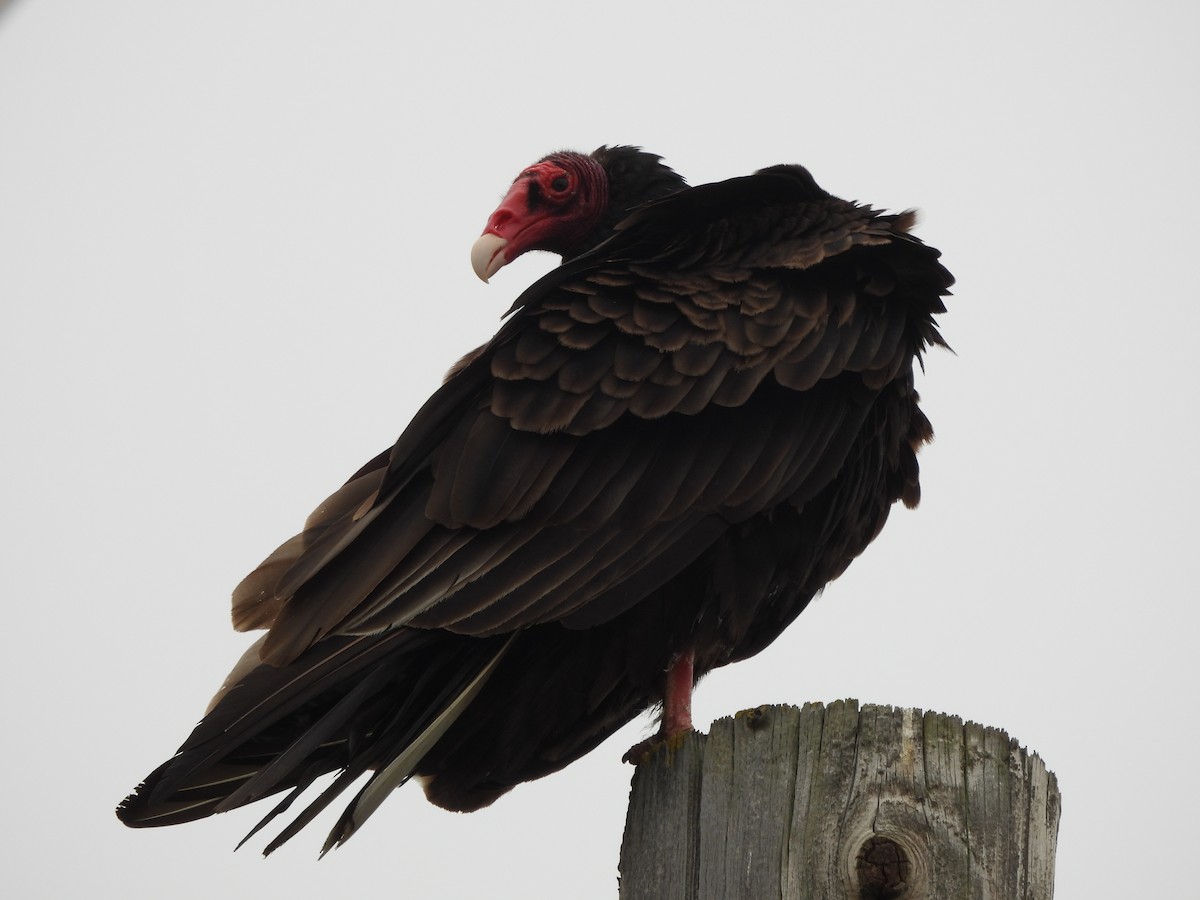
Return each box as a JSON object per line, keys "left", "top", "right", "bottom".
{"left": 487, "top": 209, "right": 514, "bottom": 233}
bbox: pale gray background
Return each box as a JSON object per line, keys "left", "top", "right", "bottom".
{"left": 2, "top": 1, "right": 1197, "bottom": 896}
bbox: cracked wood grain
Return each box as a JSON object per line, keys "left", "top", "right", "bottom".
{"left": 619, "top": 701, "right": 1060, "bottom": 899}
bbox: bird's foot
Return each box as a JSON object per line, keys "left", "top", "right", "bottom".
{"left": 623, "top": 648, "right": 696, "bottom": 765}
{"left": 622, "top": 727, "right": 698, "bottom": 765}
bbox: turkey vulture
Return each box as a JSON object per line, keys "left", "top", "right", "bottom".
{"left": 117, "top": 146, "right": 952, "bottom": 854}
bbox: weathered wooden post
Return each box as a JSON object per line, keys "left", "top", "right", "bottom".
{"left": 619, "top": 700, "right": 1060, "bottom": 899}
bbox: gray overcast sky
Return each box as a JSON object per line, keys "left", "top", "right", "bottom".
{"left": 2, "top": 1, "right": 1197, "bottom": 896}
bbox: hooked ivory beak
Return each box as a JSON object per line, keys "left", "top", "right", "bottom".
{"left": 471, "top": 233, "right": 509, "bottom": 283}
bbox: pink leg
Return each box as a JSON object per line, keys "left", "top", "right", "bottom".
{"left": 660, "top": 648, "right": 694, "bottom": 735}
{"left": 623, "top": 649, "right": 696, "bottom": 764}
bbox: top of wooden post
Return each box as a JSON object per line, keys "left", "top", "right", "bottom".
{"left": 619, "top": 700, "right": 1060, "bottom": 900}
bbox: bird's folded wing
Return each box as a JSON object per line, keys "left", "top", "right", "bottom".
{"left": 231, "top": 167, "right": 951, "bottom": 665}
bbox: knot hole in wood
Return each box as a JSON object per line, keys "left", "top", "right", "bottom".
{"left": 856, "top": 835, "right": 910, "bottom": 899}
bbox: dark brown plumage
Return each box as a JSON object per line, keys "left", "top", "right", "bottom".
{"left": 117, "top": 145, "right": 952, "bottom": 854}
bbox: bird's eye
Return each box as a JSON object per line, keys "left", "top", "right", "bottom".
{"left": 550, "top": 175, "right": 570, "bottom": 192}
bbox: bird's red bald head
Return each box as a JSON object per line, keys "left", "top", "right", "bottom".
{"left": 471, "top": 152, "right": 608, "bottom": 282}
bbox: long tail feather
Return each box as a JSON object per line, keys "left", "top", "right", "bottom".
{"left": 319, "top": 634, "right": 513, "bottom": 854}
{"left": 117, "top": 628, "right": 515, "bottom": 854}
